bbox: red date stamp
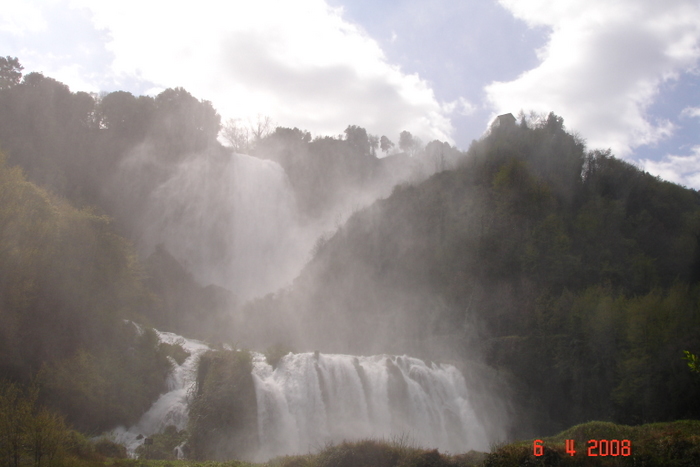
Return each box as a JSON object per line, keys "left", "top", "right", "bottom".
{"left": 533, "top": 439, "right": 632, "bottom": 457}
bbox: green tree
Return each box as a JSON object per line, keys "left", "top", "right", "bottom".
{"left": 380, "top": 135, "right": 394, "bottom": 155}
{"left": 398, "top": 130, "right": 414, "bottom": 154}
{"left": 97, "top": 90, "right": 154, "bottom": 140}
{"left": 0, "top": 382, "right": 33, "bottom": 467}
{"left": 150, "top": 87, "right": 221, "bottom": 155}
{"left": 28, "top": 408, "right": 67, "bottom": 467}
{"left": 684, "top": 350, "right": 700, "bottom": 374}
{"left": 368, "top": 134, "right": 379, "bottom": 157}
{"left": 0, "top": 57, "right": 23, "bottom": 90}
{"left": 344, "top": 125, "right": 370, "bottom": 155}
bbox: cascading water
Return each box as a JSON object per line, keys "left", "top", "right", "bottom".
{"left": 112, "top": 327, "right": 210, "bottom": 457}
{"left": 111, "top": 326, "right": 490, "bottom": 460}
{"left": 139, "top": 151, "right": 309, "bottom": 300}
{"left": 251, "top": 352, "right": 489, "bottom": 460}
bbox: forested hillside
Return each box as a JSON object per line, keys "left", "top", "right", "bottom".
{"left": 2, "top": 52, "right": 700, "bottom": 458}
{"left": 0, "top": 56, "right": 457, "bottom": 435}
{"left": 241, "top": 113, "right": 700, "bottom": 438}
{"left": 0, "top": 152, "right": 174, "bottom": 432}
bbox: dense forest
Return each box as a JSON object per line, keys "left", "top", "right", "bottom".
{"left": 240, "top": 113, "right": 700, "bottom": 438}
{"left": 1, "top": 52, "right": 700, "bottom": 464}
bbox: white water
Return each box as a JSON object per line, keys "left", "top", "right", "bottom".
{"left": 111, "top": 329, "right": 210, "bottom": 457}
{"left": 111, "top": 327, "right": 489, "bottom": 460}
{"left": 252, "top": 352, "right": 489, "bottom": 460}
{"left": 139, "top": 151, "right": 308, "bottom": 301}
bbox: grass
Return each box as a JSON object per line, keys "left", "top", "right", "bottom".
{"left": 85, "top": 420, "right": 700, "bottom": 467}
{"left": 99, "top": 438, "right": 486, "bottom": 467}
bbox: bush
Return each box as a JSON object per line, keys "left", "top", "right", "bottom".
{"left": 94, "top": 437, "right": 127, "bottom": 459}
{"left": 135, "top": 425, "right": 187, "bottom": 460}
{"left": 263, "top": 344, "right": 293, "bottom": 369}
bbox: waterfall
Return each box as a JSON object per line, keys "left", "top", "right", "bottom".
{"left": 139, "top": 151, "right": 308, "bottom": 300}
{"left": 111, "top": 328, "right": 210, "bottom": 457}
{"left": 251, "top": 352, "right": 489, "bottom": 460}
{"left": 111, "top": 327, "right": 490, "bottom": 460}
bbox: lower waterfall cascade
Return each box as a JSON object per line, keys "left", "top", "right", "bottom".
{"left": 111, "top": 327, "right": 210, "bottom": 457}
{"left": 252, "top": 351, "right": 490, "bottom": 460}
{"left": 112, "top": 328, "right": 490, "bottom": 460}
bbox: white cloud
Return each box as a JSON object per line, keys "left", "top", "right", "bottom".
{"left": 681, "top": 106, "right": 700, "bottom": 118}
{"left": 486, "top": 0, "right": 700, "bottom": 157}
{"left": 63, "top": 0, "right": 455, "bottom": 143}
{"left": 443, "top": 96, "right": 477, "bottom": 116}
{"left": 0, "top": 3, "right": 46, "bottom": 35}
{"left": 641, "top": 146, "right": 700, "bottom": 189}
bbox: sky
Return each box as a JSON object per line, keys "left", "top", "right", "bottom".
{"left": 1, "top": 0, "right": 700, "bottom": 188}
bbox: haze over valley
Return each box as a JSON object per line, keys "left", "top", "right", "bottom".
{"left": 1, "top": 2, "right": 700, "bottom": 465}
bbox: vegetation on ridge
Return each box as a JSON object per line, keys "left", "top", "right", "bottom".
{"left": 1, "top": 54, "right": 700, "bottom": 463}
{"left": 241, "top": 112, "right": 700, "bottom": 439}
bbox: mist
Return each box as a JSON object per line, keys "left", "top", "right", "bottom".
{"left": 3, "top": 53, "right": 698, "bottom": 466}
{"left": 89, "top": 98, "right": 514, "bottom": 459}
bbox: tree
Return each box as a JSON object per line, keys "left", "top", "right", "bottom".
{"left": 380, "top": 135, "right": 394, "bottom": 155}
{"left": 0, "top": 382, "right": 35, "bottom": 467}
{"left": 684, "top": 350, "right": 700, "bottom": 374}
{"left": 425, "top": 140, "right": 448, "bottom": 172}
{"left": 249, "top": 114, "right": 273, "bottom": 143}
{"left": 151, "top": 87, "right": 221, "bottom": 154}
{"left": 0, "top": 56, "right": 23, "bottom": 90}
{"left": 399, "top": 130, "right": 418, "bottom": 155}
{"left": 368, "top": 134, "right": 379, "bottom": 157}
{"left": 97, "top": 91, "right": 154, "bottom": 140}
{"left": 0, "top": 381, "right": 70, "bottom": 467}
{"left": 221, "top": 118, "right": 250, "bottom": 153}
{"left": 344, "top": 125, "right": 370, "bottom": 155}
{"left": 29, "top": 408, "right": 67, "bottom": 467}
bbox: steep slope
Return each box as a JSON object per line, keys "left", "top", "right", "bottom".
{"left": 0, "top": 153, "right": 172, "bottom": 431}
{"left": 240, "top": 113, "right": 700, "bottom": 437}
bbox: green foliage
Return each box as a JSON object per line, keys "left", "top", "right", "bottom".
{"left": 188, "top": 350, "right": 258, "bottom": 461}
{"left": 344, "top": 125, "right": 371, "bottom": 155}
{"left": 135, "top": 426, "right": 187, "bottom": 461}
{"left": 244, "top": 113, "right": 700, "bottom": 437}
{"left": 142, "top": 245, "right": 236, "bottom": 342}
{"left": 0, "top": 380, "right": 73, "bottom": 467}
{"left": 399, "top": 131, "right": 417, "bottom": 155}
{"left": 94, "top": 438, "right": 127, "bottom": 459}
{"left": 0, "top": 56, "right": 23, "bottom": 90}
{"left": 683, "top": 351, "right": 700, "bottom": 374}
{"left": 263, "top": 345, "right": 293, "bottom": 369}
{"left": 37, "top": 325, "right": 172, "bottom": 431}
{"left": 0, "top": 151, "right": 171, "bottom": 431}
{"left": 271, "top": 439, "right": 483, "bottom": 467}
{"left": 380, "top": 135, "right": 394, "bottom": 154}
{"left": 150, "top": 87, "right": 221, "bottom": 156}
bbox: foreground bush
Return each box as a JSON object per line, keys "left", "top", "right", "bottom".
{"left": 269, "top": 439, "right": 486, "bottom": 467}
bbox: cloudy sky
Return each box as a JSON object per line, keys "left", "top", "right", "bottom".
{"left": 2, "top": 0, "right": 700, "bottom": 187}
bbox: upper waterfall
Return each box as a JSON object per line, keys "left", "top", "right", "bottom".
{"left": 139, "top": 152, "right": 308, "bottom": 300}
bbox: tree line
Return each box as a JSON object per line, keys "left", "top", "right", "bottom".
{"left": 240, "top": 112, "right": 700, "bottom": 439}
